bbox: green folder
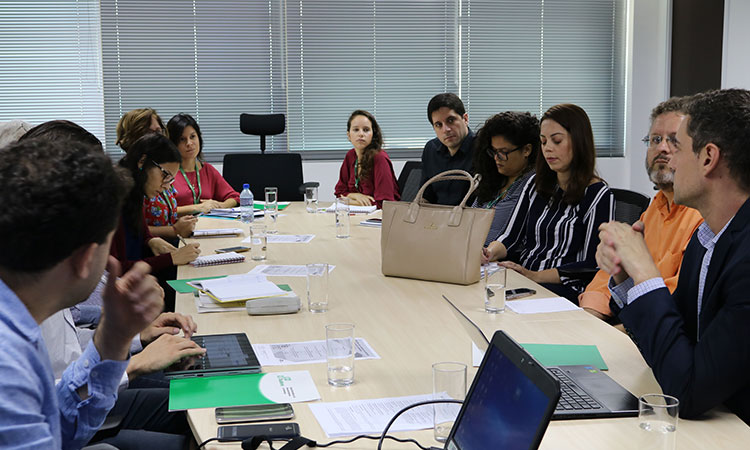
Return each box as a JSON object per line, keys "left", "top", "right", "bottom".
{"left": 169, "top": 373, "right": 274, "bottom": 411}
{"left": 166, "top": 276, "right": 227, "bottom": 293}
{"left": 521, "top": 343, "right": 608, "bottom": 370}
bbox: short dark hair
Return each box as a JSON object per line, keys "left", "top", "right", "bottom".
{"left": 427, "top": 93, "right": 466, "bottom": 124}
{"left": 686, "top": 88, "right": 750, "bottom": 192}
{"left": 0, "top": 138, "right": 130, "bottom": 272}
{"left": 473, "top": 111, "right": 539, "bottom": 203}
{"left": 538, "top": 104, "right": 599, "bottom": 204}
{"left": 20, "top": 120, "right": 103, "bottom": 150}
{"left": 118, "top": 133, "right": 181, "bottom": 233}
{"left": 167, "top": 113, "right": 203, "bottom": 160}
{"left": 650, "top": 97, "right": 688, "bottom": 125}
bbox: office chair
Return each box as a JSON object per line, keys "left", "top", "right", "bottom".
{"left": 223, "top": 153, "right": 304, "bottom": 201}
{"left": 397, "top": 161, "right": 423, "bottom": 202}
{"left": 611, "top": 188, "right": 651, "bottom": 225}
{"left": 239, "top": 113, "right": 285, "bottom": 154}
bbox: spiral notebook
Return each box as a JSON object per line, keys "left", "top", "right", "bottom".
{"left": 190, "top": 251, "right": 246, "bottom": 267}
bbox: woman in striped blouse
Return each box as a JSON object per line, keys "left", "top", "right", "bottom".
{"left": 481, "top": 104, "right": 614, "bottom": 300}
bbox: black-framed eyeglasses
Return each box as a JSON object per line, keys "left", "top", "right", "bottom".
{"left": 486, "top": 145, "right": 523, "bottom": 161}
{"left": 151, "top": 161, "right": 175, "bottom": 184}
{"left": 642, "top": 134, "right": 678, "bottom": 148}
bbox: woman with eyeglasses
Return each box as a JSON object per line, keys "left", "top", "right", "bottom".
{"left": 111, "top": 133, "right": 201, "bottom": 277}
{"left": 482, "top": 104, "right": 614, "bottom": 301}
{"left": 168, "top": 113, "right": 240, "bottom": 214}
{"left": 116, "top": 108, "right": 197, "bottom": 240}
{"left": 471, "top": 112, "right": 538, "bottom": 246}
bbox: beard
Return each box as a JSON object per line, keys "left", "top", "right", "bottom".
{"left": 646, "top": 159, "right": 674, "bottom": 189}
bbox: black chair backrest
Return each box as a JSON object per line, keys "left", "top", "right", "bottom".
{"left": 611, "top": 188, "right": 650, "bottom": 224}
{"left": 239, "top": 113, "right": 285, "bottom": 154}
{"left": 397, "top": 160, "right": 423, "bottom": 202}
{"left": 222, "top": 153, "right": 304, "bottom": 201}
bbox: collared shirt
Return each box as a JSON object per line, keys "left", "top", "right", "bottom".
{"left": 610, "top": 218, "right": 733, "bottom": 340}
{"left": 0, "top": 277, "right": 128, "bottom": 450}
{"left": 420, "top": 129, "right": 475, "bottom": 205}
{"left": 579, "top": 190, "right": 703, "bottom": 316}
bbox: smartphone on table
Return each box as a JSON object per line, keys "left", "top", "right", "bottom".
{"left": 215, "top": 246, "right": 250, "bottom": 253}
{"left": 215, "top": 403, "right": 294, "bottom": 424}
{"left": 505, "top": 288, "right": 536, "bottom": 300}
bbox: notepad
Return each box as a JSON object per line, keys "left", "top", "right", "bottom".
{"left": 192, "top": 228, "right": 243, "bottom": 237}
{"left": 189, "top": 251, "right": 245, "bottom": 267}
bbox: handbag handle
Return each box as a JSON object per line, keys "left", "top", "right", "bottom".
{"left": 405, "top": 169, "right": 481, "bottom": 226}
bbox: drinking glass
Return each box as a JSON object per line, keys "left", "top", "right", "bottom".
{"left": 264, "top": 187, "right": 278, "bottom": 234}
{"left": 305, "top": 186, "right": 319, "bottom": 213}
{"left": 484, "top": 263, "right": 506, "bottom": 313}
{"left": 638, "top": 394, "right": 679, "bottom": 450}
{"left": 306, "top": 263, "right": 329, "bottom": 313}
{"left": 326, "top": 323, "right": 355, "bottom": 387}
{"left": 250, "top": 223, "right": 267, "bottom": 261}
{"left": 335, "top": 197, "right": 350, "bottom": 239}
{"left": 432, "top": 362, "right": 466, "bottom": 442}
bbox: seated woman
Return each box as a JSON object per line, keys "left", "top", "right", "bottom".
{"left": 482, "top": 104, "right": 614, "bottom": 301}
{"left": 334, "top": 110, "right": 400, "bottom": 208}
{"left": 117, "top": 108, "right": 197, "bottom": 240}
{"left": 471, "top": 112, "right": 538, "bottom": 246}
{"left": 112, "top": 133, "right": 201, "bottom": 275}
{"left": 168, "top": 113, "right": 240, "bottom": 214}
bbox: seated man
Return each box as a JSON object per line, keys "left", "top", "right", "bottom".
{"left": 579, "top": 97, "right": 703, "bottom": 320}
{"left": 597, "top": 88, "right": 750, "bottom": 423}
{"left": 0, "top": 136, "right": 163, "bottom": 448}
{"left": 420, "top": 93, "right": 475, "bottom": 205}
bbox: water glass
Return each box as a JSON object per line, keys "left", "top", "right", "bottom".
{"left": 326, "top": 323, "right": 355, "bottom": 387}
{"left": 264, "top": 187, "right": 278, "bottom": 234}
{"left": 484, "top": 263, "right": 506, "bottom": 313}
{"left": 335, "top": 197, "right": 350, "bottom": 239}
{"left": 306, "top": 263, "right": 329, "bottom": 313}
{"left": 638, "top": 394, "right": 679, "bottom": 450}
{"left": 305, "top": 186, "right": 319, "bottom": 213}
{"left": 432, "top": 362, "right": 466, "bottom": 442}
{"left": 250, "top": 223, "right": 267, "bottom": 261}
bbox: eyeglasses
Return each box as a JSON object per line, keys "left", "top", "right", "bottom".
{"left": 642, "top": 134, "right": 678, "bottom": 148}
{"left": 151, "top": 161, "right": 175, "bottom": 184}
{"left": 486, "top": 145, "right": 523, "bottom": 161}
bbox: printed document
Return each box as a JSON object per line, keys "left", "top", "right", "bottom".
{"left": 248, "top": 264, "right": 336, "bottom": 277}
{"left": 252, "top": 338, "right": 380, "bottom": 366}
{"left": 505, "top": 297, "right": 582, "bottom": 314}
{"left": 242, "top": 234, "right": 315, "bottom": 244}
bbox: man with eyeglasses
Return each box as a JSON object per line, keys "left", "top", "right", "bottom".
{"left": 578, "top": 97, "right": 703, "bottom": 321}
{"left": 420, "top": 93, "right": 476, "bottom": 205}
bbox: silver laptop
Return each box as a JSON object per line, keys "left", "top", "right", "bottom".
{"left": 442, "top": 295, "right": 639, "bottom": 420}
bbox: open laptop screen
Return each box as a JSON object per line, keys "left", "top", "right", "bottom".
{"left": 446, "top": 331, "right": 559, "bottom": 450}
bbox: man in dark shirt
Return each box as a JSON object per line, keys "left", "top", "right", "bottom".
{"left": 420, "top": 93, "right": 475, "bottom": 205}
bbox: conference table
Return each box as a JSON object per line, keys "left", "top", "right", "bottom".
{"left": 175, "top": 203, "right": 749, "bottom": 449}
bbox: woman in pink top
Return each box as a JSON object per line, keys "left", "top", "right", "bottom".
{"left": 168, "top": 113, "right": 240, "bottom": 214}
{"left": 334, "top": 110, "right": 400, "bottom": 208}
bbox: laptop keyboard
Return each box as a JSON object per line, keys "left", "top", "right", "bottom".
{"left": 548, "top": 367, "right": 604, "bottom": 411}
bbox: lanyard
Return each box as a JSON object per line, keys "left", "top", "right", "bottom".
{"left": 354, "top": 156, "right": 360, "bottom": 191}
{"left": 485, "top": 173, "right": 526, "bottom": 209}
{"left": 159, "top": 189, "right": 175, "bottom": 222}
{"left": 179, "top": 163, "right": 202, "bottom": 205}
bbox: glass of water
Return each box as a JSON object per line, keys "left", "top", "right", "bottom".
{"left": 305, "top": 186, "right": 318, "bottom": 213}
{"left": 264, "top": 187, "right": 278, "bottom": 234}
{"left": 483, "top": 263, "right": 506, "bottom": 313}
{"left": 306, "top": 263, "right": 329, "bottom": 313}
{"left": 250, "top": 223, "right": 267, "bottom": 261}
{"left": 335, "top": 197, "right": 350, "bottom": 238}
{"left": 638, "top": 394, "right": 679, "bottom": 450}
{"left": 326, "top": 323, "right": 355, "bottom": 387}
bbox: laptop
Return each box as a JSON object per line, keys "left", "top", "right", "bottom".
{"left": 441, "top": 295, "right": 639, "bottom": 420}
{"left": 444, "top": 329, "right": 560, "bottom": 450}
{"left": 163, "top": 333, "right": 261, "bottom": 379}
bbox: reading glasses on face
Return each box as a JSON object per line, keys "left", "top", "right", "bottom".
{"left": 642, "top": 134, "right": 678, "bottom": 148}
{"left": 486, "top": 145, "right": 523, "bottom": 161}
{"left": 152, "top": 160, "right": 175, "bottom": 184}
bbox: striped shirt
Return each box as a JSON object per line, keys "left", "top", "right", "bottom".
{"left": 497, "top": 174, "right": 614, "bottom": 294}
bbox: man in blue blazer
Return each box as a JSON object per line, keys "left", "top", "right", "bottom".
{"left": 596, "top": 88, "right": 750, "bottom": 424}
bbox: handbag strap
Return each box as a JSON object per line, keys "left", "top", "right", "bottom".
{"left": 405, "top": 169, "right": 481, "bottom": 225}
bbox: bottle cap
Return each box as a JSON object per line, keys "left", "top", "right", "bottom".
{"left": 243, "top": 183, "right": 249, "bottom": 189}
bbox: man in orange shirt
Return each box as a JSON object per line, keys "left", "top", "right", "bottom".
{"left": 579, "top": 98, "right": 704, "bottom": 320}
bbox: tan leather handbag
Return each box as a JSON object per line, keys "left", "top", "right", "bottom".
{"left": 381, "top": 170, "right": 493, "bottom": 285}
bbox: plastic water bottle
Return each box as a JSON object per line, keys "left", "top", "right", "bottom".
{"left": 240, "top": 184, "right": 254, "bottom": 224}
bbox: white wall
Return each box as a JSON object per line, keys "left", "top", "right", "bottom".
{"left": 722, "top": 0, "right": 750, "bottom": 89}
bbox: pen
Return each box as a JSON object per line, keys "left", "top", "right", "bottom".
{"left": 177, "top": 235, "right": 188, "bottom": 247}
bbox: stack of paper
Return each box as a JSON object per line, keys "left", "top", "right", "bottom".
{"left": 325, "top": 203, "right": 377, "bottom": 214}
{"left": 192, "top": 228, "right": 243, "bottom": 237}
{"left": 205, "top": 207, "right": 263, "bottom": 219}
{"left": 188, "top": 273, "right": 286, "bottom": 303}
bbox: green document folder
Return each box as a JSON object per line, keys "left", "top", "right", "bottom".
{"left": 169, "top": 373, "right": 273, "bottom": 411}
{"left": 521, "top": 343, "right": 608, "bottom": 370}
{"left": 166, "top": 276, "right": 227, "bottom": 293}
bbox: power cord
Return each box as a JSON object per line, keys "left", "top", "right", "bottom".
{"left": 376, "top": 399, "right": 463, "bottom": 450}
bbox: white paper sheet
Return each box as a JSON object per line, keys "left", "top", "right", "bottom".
{"left": 195, "top": 292, "right": 246, "bottom": 313}
{"left": 189, "top": 273, "right": 285, "bottom": 302}
{"left": 505, "top": 297, "right": 581, "bottom": 314}
{"left": 308, "top": 394, "right": 437, "bottom": 437}
{"left": 248, "top": 264, "right": 336, "bottom": 277}
{"left": 324, "top": 203, "right": 377, "bottom": 214}
{"left": 472, "top": 342, "right": 484, "bottom": 367}
{"left": 192, "top": 228, "right": 243, "bottom": 237}
{"left": 242, "top": 234, "right": 315, "bottom": 244}
{"left": 252, "top": 338, "right": 380, "bottom": 366}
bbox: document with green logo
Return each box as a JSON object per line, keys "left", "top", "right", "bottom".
{"left": 168, "top": 370, "right": 320, "bottom": 411}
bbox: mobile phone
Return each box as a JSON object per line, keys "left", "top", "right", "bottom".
{"left": 506, "top": 288, "right": 536, "bottom": 300}
{"left": 215, "top": 246, "right": 250, "bottom": 253}
{"left": 217, "top": 422, "right": 300, "bottom": 442}
{"left": 215, "top": 403, "right": 294, "bottom": 424}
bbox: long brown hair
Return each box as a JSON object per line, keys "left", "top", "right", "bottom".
{"left": 537, "top": 104, "right": 598, "bottom": 204}
{"left": 347, "top": 110, "right": 384, "bottom": 182}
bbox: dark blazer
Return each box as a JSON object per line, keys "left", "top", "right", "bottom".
{"left": 618, "top": 197, "right": 750, "bottom": 424}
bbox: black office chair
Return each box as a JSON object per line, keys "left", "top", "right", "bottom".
{"left": 397, "top": 161, "right": 423, "bottom": 202}
{"left": 239, "top": 113, "right": 285, "bottom": 154}
{"left": 611, "top": 188, "right": 651, "bottom": 225}
{"left": 223, "top": 153, "right": 304, "bottom": 201}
